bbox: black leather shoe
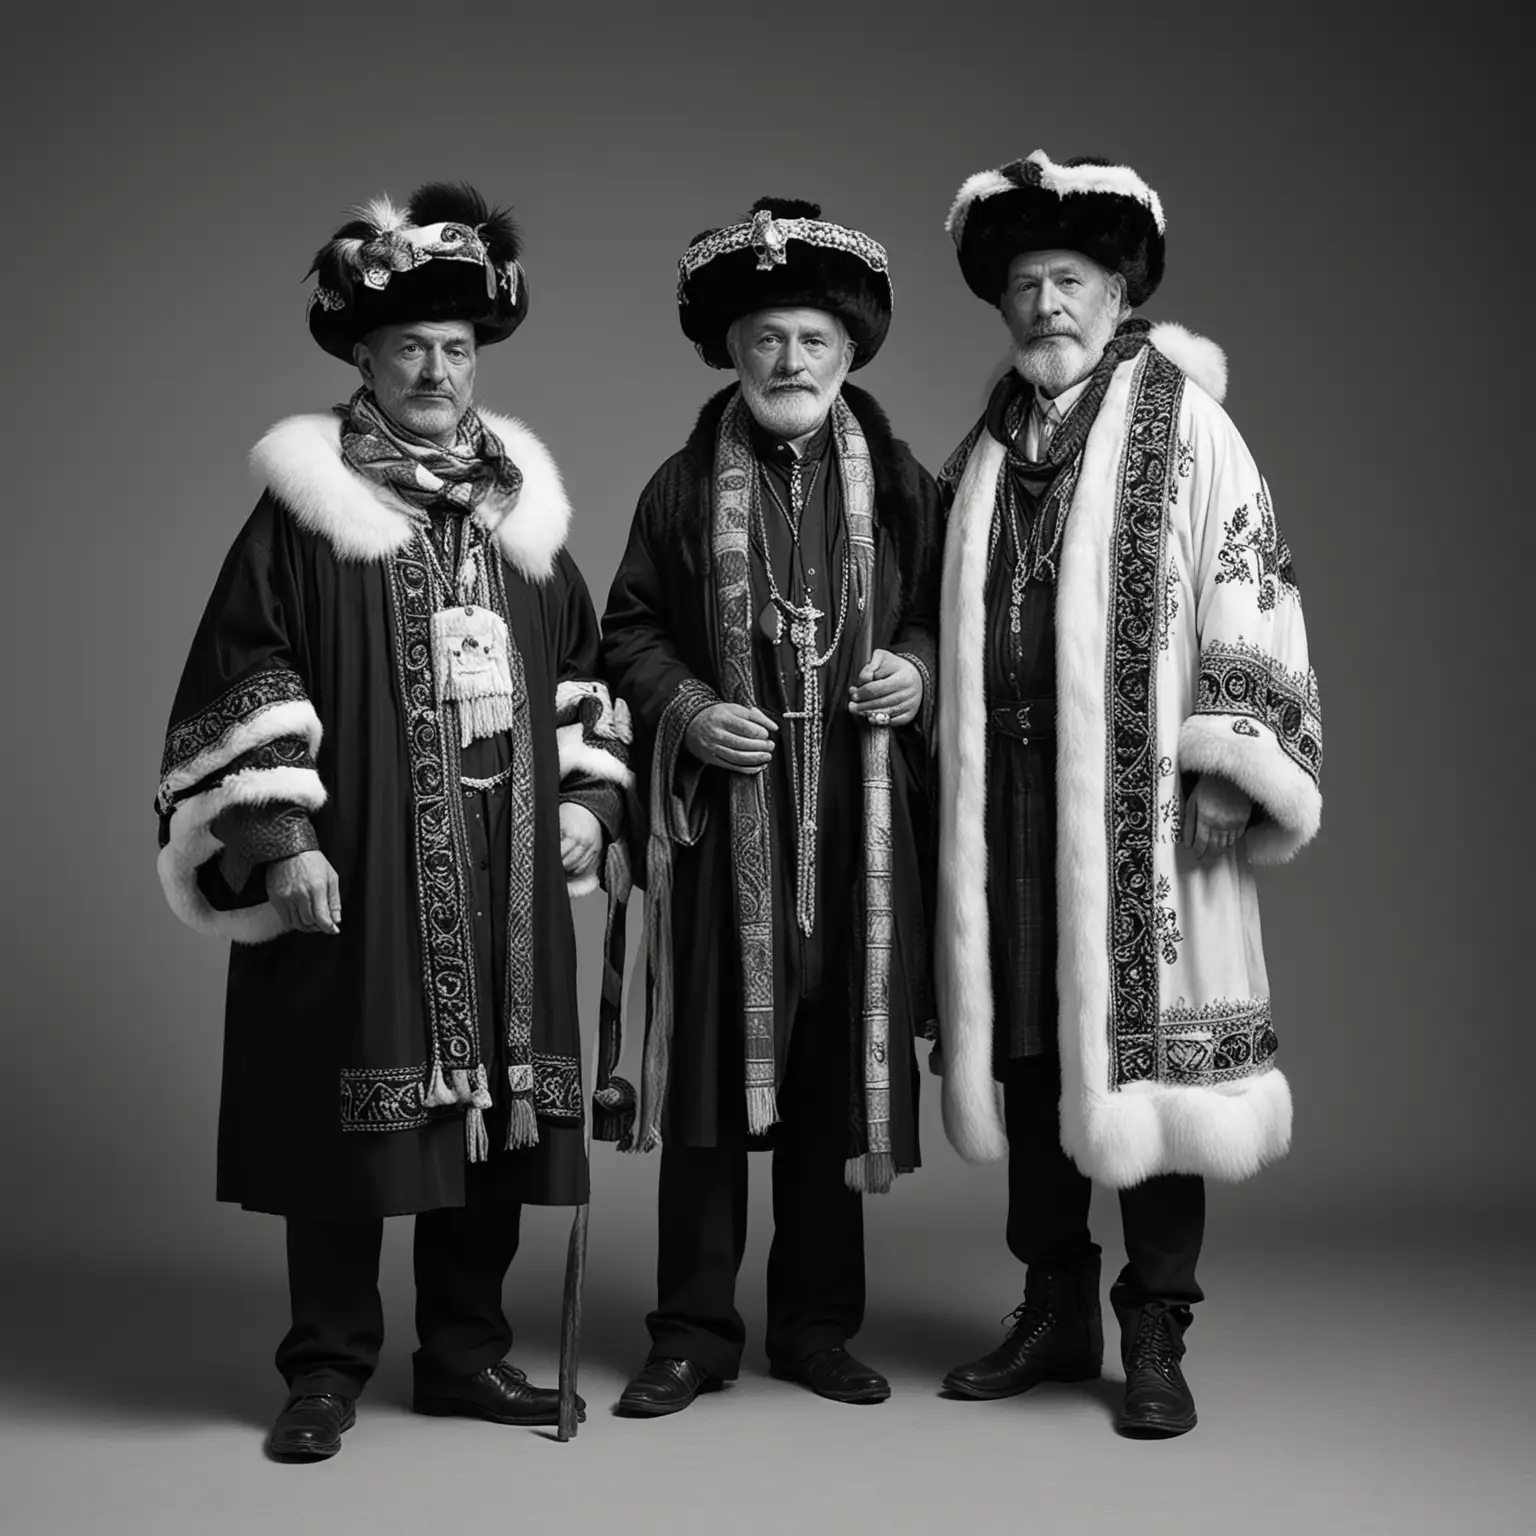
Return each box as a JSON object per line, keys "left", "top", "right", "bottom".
{"left": 266, "top": 1393, "right": 355, "bottom": 1461}
{"left": 617, "top": 1357, "right": 722, "bottom": 1417}
{"left": 943, "top": 1264, "right": 1103, "bottom": 1400}
{"left": 1116, "top": 1305, "right": 1197, "bottom": 1438}
{"left": 771, "top": 1347, "right": 890, "bottom": 1404}
{"left": 413, "top": 1359, "right": 585, "bottom": 1426}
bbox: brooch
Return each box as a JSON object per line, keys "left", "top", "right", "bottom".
{"left": 750, "top": 208, "right": 789, "bottom": 271}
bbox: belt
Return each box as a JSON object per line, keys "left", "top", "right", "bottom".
{"left": 987, "top": 698, "right": 1054, "bottom": 745}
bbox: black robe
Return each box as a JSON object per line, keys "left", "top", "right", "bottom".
{"left": 155, "top": 409, "right": 626, "bottom": 1221}
{"left": 599, "top": 384, "right": 942, "bottom": 1169}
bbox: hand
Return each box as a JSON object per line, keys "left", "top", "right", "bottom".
{"left": 560, "top": 802, "right": 605, "bottom": 881}
{"left": 849, "top": 650, "right": 923, "bottom": 728}
{"left": 1181, "top": 773, "right": 1253, "bottom": 862}
{"left": 266, "top": 850, "right": 341, "bottom": 935}
{"left": 685, "top": 702, "right": 778, "bottom": 773}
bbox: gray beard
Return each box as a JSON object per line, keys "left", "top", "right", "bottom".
{"left": 740, "top": 380, "right": 835, "bottom": 441}
{"left": 1013, "top": 335, "right": 1098, "bottom": 396}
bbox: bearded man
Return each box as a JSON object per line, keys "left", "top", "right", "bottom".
{"left": 933, "top": 153, "right": 1323, "bottom": 1437}
{"left": 599, "top": 198, "right": 942, "bottom": 1415}
{"left": 155, "top": 184, "right": 630, "bottom": 1460}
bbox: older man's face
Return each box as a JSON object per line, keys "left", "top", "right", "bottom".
{"left": 730, "top": 307, "right": 854, "bottom": 443}
{"left": 1002, "top": 250, "right": 1125, "bottom": 398}
{"left": 355, "top": 318, "right": 477, "bottom": 445}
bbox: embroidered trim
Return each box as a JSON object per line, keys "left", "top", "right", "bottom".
{"left": 1105, "top": 347, "right": 1184, "bottom": 1090}
{"left": 340, "top": 1064, "right": 429, "bottom": 1132}
{"left": 1215, "top": 482, "right": 1298, "bottom": 612}
{"left": 678, "top": 217, "right": 888, "bottom": 301}
{"left": 159, "top": 666, "right": 310, "bottom": 797}
{"left": 1195, "top": 638, "right": 1322, "bottom": 785}
{"left": 1155, "top": 998, "right": 1279, "bottom": 1085}
{"left": 386, "top": 534, "right": 483, "bottom": 1086}
{"left": 535, "top": 1052, "right": 583, "bottom": 1119}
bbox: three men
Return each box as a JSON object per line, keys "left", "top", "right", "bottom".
{"left": 600, "top": 199, "right": 942, "bottom": 1414}
{"left": 933, "top": 152, "right": 1322, "bottom": 1435}
{"left": 155, "top": 184, "right": 629, "bottom": 1460}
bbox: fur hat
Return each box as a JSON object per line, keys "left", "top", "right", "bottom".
{"left": 305, "top": 182, "right": 528, "bottom": 360}
{"left": 677, "top": 197, "right": 892, "bottom": 370}
{"left": 946, "top": 151, "right": 1166, "bottom": 308}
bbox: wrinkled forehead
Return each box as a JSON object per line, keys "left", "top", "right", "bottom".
{"left": 369, "top": 317, "right": 479, "bottom": 348}
{"left": 1006, "top": 249, "right": 1109, "bottom": 284}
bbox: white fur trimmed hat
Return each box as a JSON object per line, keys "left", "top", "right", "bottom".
{"left": 946, "top": 151, "right": 1166, "bottom": 307}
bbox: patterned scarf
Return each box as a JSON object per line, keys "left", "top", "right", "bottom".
{"left": 338, "top": 387, "right": 523, "bottom": 517}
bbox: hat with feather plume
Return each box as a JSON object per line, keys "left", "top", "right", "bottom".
{"left": 305, "top": 182, "right": 528, "bottom": 360}
{"left": 946, "top": 151, "right": 1166, "bottom": 308}
{"left": 677, "top": 197, "right": 892, "bottom": 370}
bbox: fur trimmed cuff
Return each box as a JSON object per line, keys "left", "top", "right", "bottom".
{"left": 158, "top": 691, "right": 322, "bottom": 812}
{"left": 1063, "top": 1067, "right": 1293, "bottom": 1188}
{"left": 555, "top": 679, "right": 635, "bottom": 789}
{"left": 1178, "top": 713, "right": 1321, "bottom": 865}
{"left": 158, "top": 762, "right": 328, "bottom": 942}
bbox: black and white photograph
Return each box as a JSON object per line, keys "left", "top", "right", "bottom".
{"left": 0, "top": 2, "right": 1527, "bottom": 1532}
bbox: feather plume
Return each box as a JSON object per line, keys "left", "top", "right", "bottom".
{"left": 408, "top": 181, "right": 522, "bottom": 266}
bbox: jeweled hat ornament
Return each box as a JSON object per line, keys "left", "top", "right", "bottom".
{"left": 306, "top": 181, "right": 529, "bottom": 360}
{"left": 677, "top": 196, "right": 893, "bottom": 369}
{"left": 945, "top": 150, "right": 1166, "bottom": 308}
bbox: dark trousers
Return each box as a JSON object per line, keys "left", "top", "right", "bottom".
{"left": 646, "top": 1000, "right": 864, "bottom": 1378}
{"left": 1003, "top": 1055, "right": 1205, "bottom": 1335}
{"left": 276, "top": 1156, "right": 524, "bottom": 1400}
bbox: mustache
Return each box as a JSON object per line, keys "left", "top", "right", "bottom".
{"left": 1028, "top": 325, "right": 1080, "bottom": 341}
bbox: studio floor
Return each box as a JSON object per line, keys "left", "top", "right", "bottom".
{"left": 1, "top": 1221, "right": 1528, "bottom": 1536}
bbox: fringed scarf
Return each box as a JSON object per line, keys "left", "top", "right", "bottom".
{"left": 630, "top": 390, "right": 897, "bottom": 1192}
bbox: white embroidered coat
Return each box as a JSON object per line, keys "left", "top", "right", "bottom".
{"left": 936, "top": 325, "right": 1322, "bottom": 1188}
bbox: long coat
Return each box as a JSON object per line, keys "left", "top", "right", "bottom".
{"left": 156, "top": 410, "right": 627, "bottom": 1220}
{"left": 937, "top": 326, "right": 1323, "bottom": 1187}
{"left": 600, "top": 384, "right": 943, "bottom": 1175}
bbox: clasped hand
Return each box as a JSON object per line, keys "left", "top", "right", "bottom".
{"left": 848, "top": 649, "right": 923, "bottom": 728}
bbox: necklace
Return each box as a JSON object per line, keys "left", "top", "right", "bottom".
{"left": 752, "top": 466, "right": 850, "bottom": 936}
{"left": 1003, "top": 457, "right": 1078, "bottom": 634}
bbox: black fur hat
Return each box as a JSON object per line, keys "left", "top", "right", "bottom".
{"left": 677, "top": 197, "right": 892, "bottom": 370}
{"left": 946, "top": 151, "right": 1166, "bottom": 308}
{"left": 305, "top": 182, "right": 528, "bottom": 360}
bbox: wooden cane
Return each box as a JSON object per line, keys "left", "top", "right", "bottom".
{"left": 556, "top": 1196, "right": 587, "bottom": 1441}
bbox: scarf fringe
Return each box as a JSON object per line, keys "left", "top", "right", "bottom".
{"left": 746, "top": 1086, "right": 779, "bottom": 1137}
{"left": 465, "top": 1105, "right": 490, "bottom": 1162}
{"left": 844, "top": 1151, "right": 895, "bottom": 1194}
{"left": 458, "top": 693, "right": 518, "bottom": 749}
{"left": 504, "top": 1094, "right": 540, "bottom": 1150}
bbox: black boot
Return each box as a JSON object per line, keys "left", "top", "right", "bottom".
{"left": 1116, "top": 1302, "right": 1196, "bottom": 1438}
{"left": 266, "top": 1392, "right": 355, "bottom": 1461}
{"left": 943, "top": 1263, "right": 1103, "bottom": 1400}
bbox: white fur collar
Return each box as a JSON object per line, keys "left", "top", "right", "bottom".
{"left": 249, "top": 408, "right": 572, "bottom": 581}
{"left": 1148, "top": 321, "right": 1227, "bottom": 404}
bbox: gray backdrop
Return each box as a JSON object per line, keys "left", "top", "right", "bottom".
{"left": 0, "top": 2, "right": 1529, "bottom": 1531}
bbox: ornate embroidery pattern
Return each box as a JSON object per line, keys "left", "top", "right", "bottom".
{"left": 159, "top": 665, "right": 310, "bottom": 794}
{"left": 1105, "top": 347, "right": 1183, "bottom": 1090}
{"left": 1156, "top": 999, "right": 1279, "bottom": 1085}
{"left": 1215, "top": 483, "right": 1298, "bottom": 612}
{"left": 340, "top": 1064, "right": 429, "bottom": 1132}
{"left": 488, "top": 553, "right": 539, "bottom": 1111}
{"left": 386, "top": 536, "right": 483, "bottom": 1088}
{"left": 535, "top": 1052, "right": 583, "bottom": 1119}
{"left": 1154, "top": 875, "right": 1184, "bottom": 965}
{"left": 1196, "top": 638, "right": 1322, "bottom": 784}
{"left": 1159, "top": 565, "right": 1179, "bottom": 651}
{"left": 1157, "top": 755, "right": 1183, "bottom": 842}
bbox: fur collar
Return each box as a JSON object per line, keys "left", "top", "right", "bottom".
{"left": 1148, "top": 321, "right": 1227, "bottom": 403}
{"left": 669, "top": 382, "right": 937, "bottom": 619}
{"left": 249, "top": 407, "right": 572, "bottom": 581}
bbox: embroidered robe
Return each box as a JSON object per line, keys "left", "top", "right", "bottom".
{"left": 155, "top": 409, "right": 629, "bottom": 1219}
{"left": 937, "top": 326, "right": 1323, "bottom": 1187}
{"left": 599, "top": 384, "right": 942, "bottom": 1176}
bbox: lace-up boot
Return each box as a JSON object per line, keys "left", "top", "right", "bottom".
{"left": 1116, "top": 1302, "right": 1197, "bottom": 1437}
{"left": 942, "top": 1260, "right": 1103, "bottom": 1400}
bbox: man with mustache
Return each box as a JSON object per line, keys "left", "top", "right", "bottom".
{"left": 933, "top": 153, "right": 1323, "bottom": 1436}
{"left": 600, "top": 198, "right": 942, "bottom": 1415}
{"left": 155, "top": 184, "right": 630, "bottom": 1459}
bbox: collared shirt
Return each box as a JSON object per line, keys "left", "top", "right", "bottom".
{"left": 1023, "top": 374, "right": 1093, "bottom": 462}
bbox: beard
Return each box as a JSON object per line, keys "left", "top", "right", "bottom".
{"left": 739, "top": 369, "right": 846, "bottom": 441}
{"left": 1012, "top": 300, "right": 1120, "bottom": 396}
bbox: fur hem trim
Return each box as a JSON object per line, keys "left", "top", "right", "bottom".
{"left": 1178, "top": 713, "right": 1321, "bottom": 865}
{"left": 557, "top": 726, "right": 635, "bottom": 788}
{"left": 158, "top": 763, "right": 328, "bottom": 944}
{"left": 250, "top": 408, "right": 571, "bottom": 580}
{"left": 1061, "top": 1067, "right": 1293, "bottom": 1187}
{"left": 1028, "top": 150, "right": 1165, "bottom": 231}
{"left": 1149, "top": 323, "right": 1228, "bottom": 404}
{"left": 159, "top": 699, "right": 322, "bottom": 803}
{"left": 934, "top": 431, "right": 1009, "bottom": 1164}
